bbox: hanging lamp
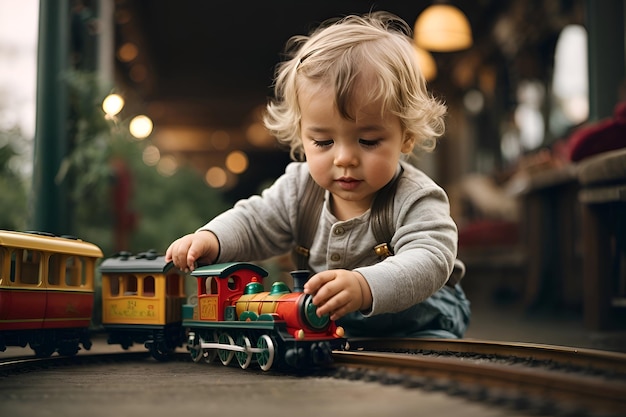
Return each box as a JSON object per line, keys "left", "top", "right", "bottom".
{"left": 414, "top": 4, "right": 473, "bottom": 52}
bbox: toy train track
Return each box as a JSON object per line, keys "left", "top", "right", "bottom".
{"left": 331, "top": 338, "right": 626, "bottom": 417}
{"left": 344, "top": 337, "right": 626, "bottom": 375}
{"left": 0, "top": 351, "right": 152, "bottom": 375}
{"left": 2, "top": 337, "right": 626, "bottom": 416}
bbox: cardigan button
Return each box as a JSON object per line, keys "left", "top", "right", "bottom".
{"left": 334, "top": 226, "right": 345, "bottom": 235}
{"left": 330, "top": 253, "right": 341, "bottom": 262}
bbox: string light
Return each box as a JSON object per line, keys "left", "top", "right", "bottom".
{"left": 102, "top": 94, "right": 125, "bottom": 117}
{"left": 129, "top": 115, "right": 153, "bottom": 139}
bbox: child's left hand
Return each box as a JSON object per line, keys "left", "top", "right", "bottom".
{"left": 303, "top": 269, "right": 372, "bottom": 321}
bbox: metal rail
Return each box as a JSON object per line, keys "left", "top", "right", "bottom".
{"left": 345, "top": 337, "right": 626, "bottom": 374}
{"left": 0, "top": 351, "right": 151, "bottom": 373}
{"left": 333, "top": 338, "right": 626, "bottom": 416}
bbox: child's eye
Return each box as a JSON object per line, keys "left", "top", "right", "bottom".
{"left": 312, "top": 139, "right": 333, "bottom": 148}
{"left": 359, "top": 139, "right": 381, "bottom": 148}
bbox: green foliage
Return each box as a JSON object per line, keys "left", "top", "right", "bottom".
{"left": 59, "top": 70, "right": 230, "bottom": 257}
{"left": 0, "top": 174, "right": 28, "bottom": 231}
{"left": 57, "top": 70, "right": 117, "bottom": 208}
{"left": 0, "top": 127, "right": 29, "bottom": 231}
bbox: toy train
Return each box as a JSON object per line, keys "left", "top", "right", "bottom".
{"left": 0, "top": 230, "right": 346, "bottom": 370}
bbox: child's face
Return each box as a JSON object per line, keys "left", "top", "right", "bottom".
{"left": 299, "top": 83, "right": 414, "bottom": 219}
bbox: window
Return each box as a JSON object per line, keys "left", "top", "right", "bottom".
{"left": 65, "top": 256, "right": 86, "bottom": 287}
{"left": 9, "top": 249, "right": 16, "bottom": 282}
{"left": 227, "top": 275, "right": 238, "bottom": 291}
{"left": 204, "top": 277, "right": 217, "bottom": 295}
{"left": 166, "top": 274, "right": 181, "bottom": 296}
{"left": 13, "top": 249, "right": 41, "bottom": 285}
{"left": 143, "top": 276, "right": 155, "bottom": 296}
{"left": 125, "top": 275, "right": 137, "bottom": 295}
{"left": 109, "top": 275, "right": 120, "bottom": 296}
{"left": 48, "top": 253, "right": 61, "bottom": 285}
{"left": 0, "top": 247, "right": 7, "bottom": 284}
{"left": 551, "top": 24, "right": 589, "bottom": 137}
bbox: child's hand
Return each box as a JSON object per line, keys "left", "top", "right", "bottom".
{"left": 303, "top": 269, "right": 372, "bottom": 321}
{"left": 165, "top": 230, "right": 220, "bottom": 273}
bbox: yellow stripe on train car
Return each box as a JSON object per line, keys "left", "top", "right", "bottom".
{"left": 0, "top": 230, "right": 103, "bottom": 258}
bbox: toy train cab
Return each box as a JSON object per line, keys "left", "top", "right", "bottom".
{"left": 0, "top": 230, "right": 103, "bottom": 356}
{"left": 100, "top": 250, "right": 187, "bottom": 360}
{"left": 183, "top": 262, "right": 346, "bottom": 371}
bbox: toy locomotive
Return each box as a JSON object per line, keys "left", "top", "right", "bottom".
{"left": 184, "top": 262, "right": 346, "bottom": 370}
{"left": 0, "top": 230, "right": 346, "bottom": 371}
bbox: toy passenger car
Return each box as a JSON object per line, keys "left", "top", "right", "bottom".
{"left": 0, "top": 230, "right": 102, "bottom": 356}
{"left": 100, "top": 250, "right": 187, "bottom": 360}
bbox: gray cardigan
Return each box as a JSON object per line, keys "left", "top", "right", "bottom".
{"left": 201, "top": 160, "right": 458, "bottom": 316}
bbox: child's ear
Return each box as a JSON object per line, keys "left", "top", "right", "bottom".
{"left": 401, "top": 134, "right": 416, "bottom": 153}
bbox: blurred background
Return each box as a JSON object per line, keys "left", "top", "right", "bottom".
{"left": 0, "top": 0, "right": 624, "bottom": 348}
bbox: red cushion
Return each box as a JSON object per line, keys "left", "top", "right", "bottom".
{"left": 458, "top": 220, "right": 519, "bottom": 248}
{"left": 567, "top": 102, "right": 626, "bottom": 162}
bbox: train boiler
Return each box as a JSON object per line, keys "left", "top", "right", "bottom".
{"left": 183, "top": 262, "right": 346, "bottom": 371}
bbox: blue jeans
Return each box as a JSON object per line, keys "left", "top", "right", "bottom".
{"left": 337, "top": 284, "right": 471, "bottom": 338}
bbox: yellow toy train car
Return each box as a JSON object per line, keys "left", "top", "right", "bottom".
{"left": 100, "top": 250, "right": 187, "bottom": 360}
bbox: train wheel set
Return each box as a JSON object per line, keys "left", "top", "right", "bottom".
{"left": 186, "top": 325, "right": 340, "bottom": 371}
{"left": 188, "top": 331, "right": 277, "bottom": 370}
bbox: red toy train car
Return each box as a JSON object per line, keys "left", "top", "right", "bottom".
{"left": 0, "top": 230, "right": 103, "bottom": 356}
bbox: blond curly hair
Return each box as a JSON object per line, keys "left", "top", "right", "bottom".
{"left": 263, "top": 11, "right": 447, "bottom": 161}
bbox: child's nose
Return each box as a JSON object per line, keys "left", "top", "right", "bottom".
{"left": 333, "top": 144, "right": 358, "bottom": 167}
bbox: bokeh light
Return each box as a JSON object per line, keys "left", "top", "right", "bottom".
{"left": 117, "top": 42, "right": 138, "bottom": 62}
{"left": 102, "top": 93, "right": 125, "bottom": 116}
{"left": 129, "top": 115, "right": 153, "bottom": 139}
{"left": 205, "top": 166, "right": 227, "bottom": 188}
{"left": 142, "top": 145, "right": 160, "bottom": 166}
{"left": 225, "top": 150, "right": 248, "bottom": 174}
{"left": 156, "top": 155, "right": 177, "bottom": 177}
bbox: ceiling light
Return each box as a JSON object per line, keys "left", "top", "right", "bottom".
{"left": 414, "top": 4, "right": 473, "bottom": 52}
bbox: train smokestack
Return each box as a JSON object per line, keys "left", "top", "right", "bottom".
{"left": 290, "top": 270, "right": 311, "bottom": 292}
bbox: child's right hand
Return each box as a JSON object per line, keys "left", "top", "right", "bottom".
{"left": 165, "top": 230, "right": 220, "bottom": 272}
